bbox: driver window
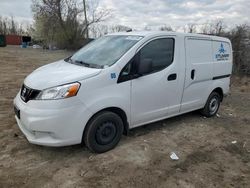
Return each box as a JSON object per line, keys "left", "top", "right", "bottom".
{"left": 139, "top": 38, "right": 174, "bottom": 73}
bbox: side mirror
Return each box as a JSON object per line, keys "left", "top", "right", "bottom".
{"left": 137, "top": 58, "right": 152, "bottom": 75}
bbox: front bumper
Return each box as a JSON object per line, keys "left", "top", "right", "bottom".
{"left": 13, "top": 92, "right": 93, "bottom": 146}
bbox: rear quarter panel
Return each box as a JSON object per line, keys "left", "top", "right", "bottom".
{"left": 212, "top": 39, "right": 233, "bottom": 78}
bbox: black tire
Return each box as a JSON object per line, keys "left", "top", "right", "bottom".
{"left": 200, "top": 92, "right": 221, "bottom": 117}
{"left": 83, "top": 111, "right": 124, "bottom": 153}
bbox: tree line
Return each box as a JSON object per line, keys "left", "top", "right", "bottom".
{"left": 0, "top": 16, "right": 32, "bottom": 35}
{"left": 0, "top": 0, "right": 249, "bottom": 75}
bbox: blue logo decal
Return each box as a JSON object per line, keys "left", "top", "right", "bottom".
{"left": 111, "top": 73, "right": 116, "bottom": 79}
{"left": 215, "top": 43, "right": 229, "bottom": 61}
{"left": 219, "top": 43, "right": 226, "bottom": 54}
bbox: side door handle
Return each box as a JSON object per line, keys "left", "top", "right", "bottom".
{"left": 168, "top": 73, "right": 177, "bottom": 81}
{"left": 191, "top": 69, "right": 195, "bottom": 80}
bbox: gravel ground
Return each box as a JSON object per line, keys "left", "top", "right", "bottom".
{"left": 0, "top": 46, "right": 250, "bottom": 188}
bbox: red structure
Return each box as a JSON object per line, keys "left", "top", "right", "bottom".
{"left": 6, "top": 35, "right": 22, "bottom": 45}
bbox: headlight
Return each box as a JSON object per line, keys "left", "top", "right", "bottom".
{"left": 36, "top": 82, "right": 80, "bottom": 100}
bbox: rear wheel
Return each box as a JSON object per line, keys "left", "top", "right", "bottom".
{"left": 83, "top": 111, "right": 124, "bottom": 153}
{"left": 200, "top": 92, "right": 221, "bottom": 117}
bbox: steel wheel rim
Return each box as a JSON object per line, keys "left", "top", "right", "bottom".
{"left": 95, "top": 121, "right": 117, "bottom": 145}
{"left": 209, "top": 97, "right": 219, "bottom": 114}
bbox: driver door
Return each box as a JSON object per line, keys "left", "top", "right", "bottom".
{"left": 130, "top": 37, "right": 182, "bottom": 127}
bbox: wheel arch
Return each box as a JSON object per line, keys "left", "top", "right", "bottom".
{"left": 82, "top": 107, "right": 129, "bottom": 144}
{"left": 212, "top": 87, "right": 224, "bottom": 101}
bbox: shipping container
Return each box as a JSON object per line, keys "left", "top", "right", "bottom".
{"left": 6, "top": 35, "right": 22, "bottom": 45}
{"left": 0, "top": 35, "right": 6, "bottom": 47}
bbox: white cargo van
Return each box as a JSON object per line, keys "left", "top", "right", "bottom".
{"left": 14, "top": 31, "right": 232, "bottom": 153}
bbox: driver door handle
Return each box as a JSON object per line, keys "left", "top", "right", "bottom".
{"left": 168, "top": 73, "right": 177, "bottom": 81}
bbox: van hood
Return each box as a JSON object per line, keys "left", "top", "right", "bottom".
{"left": 24, "top": 60, "right": 102, "bottom": 90}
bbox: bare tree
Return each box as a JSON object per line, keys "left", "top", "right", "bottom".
{"left": 201, "top": 20, "right": 225, "bottom": 35}
{"left": 32, "top": 0, "right": 110, "bottom": 49}
{"left": 9, "top": 16, "right": 17, "bottom": 34}
{"left": 89, "top": 24, "right": 131, "bottom": 38}
{"left": 214, "top": 20, "right": 225, "bottom": 35}
{"left": 81, "top": 0, "right": 110, "bottom": 37}
{"left": 185, "top": 23, "right": 196, "bottom": 33}
{"left": 229, "top": 24, "right": 250, "bottom": 74}
{"left": 89, "top": 24, "right": 108, "bottom": 38}
{"left": 83, "top": 0, "right": 88, "bottom": 38}
{"left": 159, "top": 25, "right": 174, "bottom": 31}
{"left": 0, "top": 16, "right": 28, "bottom": 35}
{"left": 201, "top": 22, "right": 210, "bottom": 34}
{"left": 211, "top": 20, "right": 225, "bottom": 35}
{"left": 110, "top": 25, "right": 131, "bottom": 32}
{"left": 0, "top": 16, "right": 7, "bottom": 34}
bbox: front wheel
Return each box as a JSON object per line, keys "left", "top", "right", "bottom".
{"left": 200, "top": 92, "right": 221, "bottom": 117}
{"left": 83, "top": 111, "right": 124, "bottom": 153}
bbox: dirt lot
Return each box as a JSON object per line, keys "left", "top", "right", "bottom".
{"left": 0, "top": 46, "right": 250, "bottom": 188}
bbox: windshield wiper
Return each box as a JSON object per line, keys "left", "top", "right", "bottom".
{"left": 75, "top": 60, "right": 103, "bottom": 69}
{"left": 75, "top": 60, "right": 91, "bottom": 67}
{"left": 66, "top": 57, "right": 103, "bottom": 69}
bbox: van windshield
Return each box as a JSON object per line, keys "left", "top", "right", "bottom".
{"left": 68, "top": 35, "right": 143, "bottom": 68}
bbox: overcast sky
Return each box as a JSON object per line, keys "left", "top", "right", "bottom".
{"left": 0, "top": 0, "right": 249, "bottom": 31}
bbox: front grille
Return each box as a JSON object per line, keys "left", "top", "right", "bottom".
{"left": 20, "top": 84, "right": 41, "bottom": 103}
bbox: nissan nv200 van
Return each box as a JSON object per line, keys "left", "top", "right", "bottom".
{"left": 14, "top": 31, "right": 232, "bottom": 153}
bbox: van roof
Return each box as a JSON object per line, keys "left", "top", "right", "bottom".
{"left": 108, "top": 31, "right": 230, "bottom": 42}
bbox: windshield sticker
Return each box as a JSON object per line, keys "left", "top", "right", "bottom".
{"left": 111, "top": 73, "right": 116, "bottom": 79}
{"left": 125, "top": 36, "right": 143, "bottom": 41}
{"left": 215, "top": 43, "right": 229, "bottom": 61}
